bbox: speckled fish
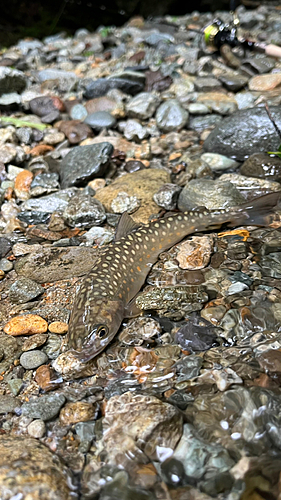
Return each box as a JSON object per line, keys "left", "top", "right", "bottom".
{"left": 66, "top": 191, "right": 281, "bottom": 362}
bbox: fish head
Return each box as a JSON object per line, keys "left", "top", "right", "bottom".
{"left": 66, "top": 298, "right": 124, "bottom": 362}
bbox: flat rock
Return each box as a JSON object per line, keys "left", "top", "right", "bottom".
{"left": 240, "top": 153, "right": 281, "bottom": 181}
{"left": 9, "top": 277, "right": 44, "bottom": 303}
{"left": 83, "top": 77, "right": 143, "bottom": 99}
{"left": 22, "top": 188, "right": 77, "bottom": 213}
{"left": 203, "top": 106, "right": 281, "bottom": 161}
{"left": 59, "top": 142, "right": 113, "bottom": 188}
{"left": 0, "top": 435, "right": 74, "bottom": 499}
{"left": 14, "top": 246, "right": 98, "bottom": 283}
{"left": 21, "top": 393, "right": 66, "bottom": 421}
{"left": 94, "top": 168, "right": 170, "bottom": 223}
{"left": 249, "top": 73, "right": 281, "bottom": 91}
{"left": 37, "top": 69, "right": 77, "bottom": 92}
{"left": 84, "top": 111, "right": 116, "bottom": 130}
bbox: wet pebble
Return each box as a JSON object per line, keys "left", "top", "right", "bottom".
{"left": 0, "top": 394, "right": 21, "bottom": 414}
{"left": 22, "top": 333, "right": 48, "bottom": 351}
{"left": 9, "top": 277, "right": 44, "bottom": 303}
{"left": 176, "top": 235, "right": 213, "bottom": 270}
{"left": 201, "top": 153, "right": 239, "bottom": 172}
{"left": 20, "top": 350, "right": 49, "bottom": 369}
{"left": 70, "top": 103, "right": 88, "bottom": 120}
{"left": 27, "top": 419, "right": 46, "bottom": 438}
{"left": 0, "top": 435, "right": 74, "bottom": 499}
{"left": 156, "top": 99, "right": 188, "bottom": 132}
{"left": 240, "top": 153, "right": 281, "bottom": 181}
{"left": 0, "top": 258, "right": 13, "bottom": 272}
{"left": 48, "top": 321, "right": 68, "bottom": 334}
{"left": 60, "top": 402, "right": 97, "bottom": 425}
{"left": 84, "top": 111, "right": 116, "bottom": 130}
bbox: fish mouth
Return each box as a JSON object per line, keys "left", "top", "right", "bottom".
{"left": 69, "top": 344, "right": 103, "bottom": 363}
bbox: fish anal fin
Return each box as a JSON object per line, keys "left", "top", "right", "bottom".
{"left": 115, "top": 212, "right": 142, "bottom": 240}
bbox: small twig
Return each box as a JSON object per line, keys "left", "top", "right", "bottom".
{"left": 265, "top": 102, "right": 281, "bottom": 141}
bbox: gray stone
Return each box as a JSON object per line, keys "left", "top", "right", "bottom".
{"left": 0, "top": 395, "right": 21, "bottom": 414}
{"left": 126, "top": 92, "right": 160, "bottom": 119}
{"left": 218, "top": 74, "right": 249, "bottom": 92}
{"left": 189, "top": 114, "right": 222, "bottom": 131}
{"left": 194, "top": 77, "right": 221, "bottom": 92}
{"left": 8, "top": 378, "right": 23, "bottom": 396}
{"left": 120, "top": 119, "right": 148, "bottom": 141}
{"left": 21, "top": 393, "right": 66, "bottom": 421}
{"left": 20, "top": 350, "right": 49, "bottom": 370}
{"left": 84, "top": 77, "right": 143, "bottom": 99}
{"left": 203, "top": 106, "right": 281, "bottom": 161}
{"left": 84, "top": 111, "right": 116, "bottom": 130}
{"left": 0, "top": 237, "right": 12, "bottom": 258}
{"left": 9, "top": 277, "right": 44, "bottom": 304}
{"left": 156, "top": 99, "right": 188, "bottom": 132}
{"left": 153, "top": 183, "right": 182, "bottom": 210}
{"left": 29, "top": 96, "right": 56, "bottom": 117}
{"left": 188, "top": 103, "right": 210, "bottom": 115}
{"left": 178, "top": 178, "right": 245, "bottom": 211}
{"left": 235, "top": 92, "right": 255, "bottom": 110}
{"left": 70, "top": 103, "right": 88, "bottom": 120}
{"left": 0, "top": 67, "right": 27, "bottom": 96}
{"left": 59, "top": 142, "right": 113, "bottom": 188}
{"left": 145, "top": 32, "right": 174, "bottom": 46}
{"left": 0, "top": 258, "right": 13, "bottom": 272}
{"left": 37, "top": 69, "right": 77, "bottom": 92}
{"left": 22, "top": 188, "right": 77, "bottom": 213}
{"left": 63, "top": 194, "right": 106, "bottom": 229}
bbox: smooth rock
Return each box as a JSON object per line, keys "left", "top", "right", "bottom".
{"left": 59, "top": 142, "right": 113, "bottom": 188}
{"left": 0, "top": 435, "right": 73, "bottom": 499}
{"left": 27, "top": 419, "right": 46, "bottom": 438}
{"left": 203, "top": 106, "right": 281, "bottom": 161}
{"left": 20, "top": 350, "right": 48, "bottom": 370}
{"left": 201, "top": 153, "right": 239, "bottom": 172}
{"left": 121, "top": 119, "right": 148, "bottom": 141}
{"left": 22, "top": 334, "right": 48, "bottom": 352}
{"left": 156, "top": 99, "right": 188, "bottom": 132}
{"left": 29, "top": 96, "right": 56, "bottom": 117}
{"left": 197, "top": 92, "right": 237, "bottom": 115}
{"left": 58, "top": 120, "right": 92, "bottom": 144}
{"left": 70, "top": 103, "right": 88, "bottom": 120}
{"left": 84, "top": 111, "right": 116, "bottom": 130}
{"left": 176, "top": 235, "right": 213, "bottom": 270}
{"left": 249, "top": 73, "right": 281, "bottom": 91}
{"left": 0, "top": 258, "right": 13, "bottom": 272}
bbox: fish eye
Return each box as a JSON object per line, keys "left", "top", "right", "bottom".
{"left": 97, "top": 325, "right": 108, "bottom": 338}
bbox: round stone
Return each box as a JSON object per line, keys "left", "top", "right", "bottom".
{"left": 84, "top": 111, "right": 116, "bottom": 130}
{"left": 20, "top": 350, "right": 48, "bottom": 370}
{"left": 27, "top": 419, "right": 46, "bottom": 438}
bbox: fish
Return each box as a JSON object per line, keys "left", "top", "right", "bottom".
{"left": 65, "top": 191, "right": 281, "bottom": 362}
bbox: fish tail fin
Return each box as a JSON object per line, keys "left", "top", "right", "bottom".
{"left": 227, "top": 191, "right": 281, "bottom": 228}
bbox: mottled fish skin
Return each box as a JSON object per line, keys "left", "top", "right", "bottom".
{"left": 66, "top": 192, "right": 281, "bottom": 362}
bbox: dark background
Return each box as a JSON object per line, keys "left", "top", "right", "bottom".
{"left": 0, "top": 0, "right": 241, "bottom": 46}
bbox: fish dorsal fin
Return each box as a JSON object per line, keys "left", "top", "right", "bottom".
{"left": 115, "top": 212, "right": 141, "bottom": 240}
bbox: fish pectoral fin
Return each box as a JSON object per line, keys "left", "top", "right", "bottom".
{"left": 124, "top": 295, "right": 143, "bottom": 318}
{"left": 115, "top": 212, "right": 142, "bottom": 240}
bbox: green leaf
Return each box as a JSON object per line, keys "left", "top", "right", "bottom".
{"left": 0, "top": 117, "right": 49, "bottom": 131}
